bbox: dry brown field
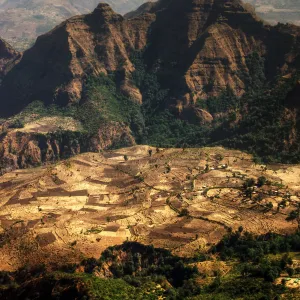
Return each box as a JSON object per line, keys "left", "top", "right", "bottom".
{"left": 0, "top": 145, "right": 299, "bottom": 271}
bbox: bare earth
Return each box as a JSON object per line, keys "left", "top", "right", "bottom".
{"left": 0, "top": 146, "right": 299, "bottom": 271}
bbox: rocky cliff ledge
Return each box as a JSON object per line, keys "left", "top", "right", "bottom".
{"left": 0, "top": 0, "right": 299, "bottom": 117}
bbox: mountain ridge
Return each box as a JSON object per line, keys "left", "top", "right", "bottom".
{"left": 0, "top": 0, "right": 155, "bottom": 50}
{"left": 0, "top": 0, "right": 300, "bottom": 173}
{"left": 0, "top": 0, "right": 299, "bottom": 116}
{"left": 0, "top": 37, "right": 20, "bottom": 79}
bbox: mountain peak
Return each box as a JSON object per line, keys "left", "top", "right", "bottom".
{"left": 0, "top": 38, "right": 17, "bottom": 59}
{"left": 91, "top": 2, "right": 122, "bottom": 21}
{"left": 0, "top": 38, "right": 20, "bottom": 79}
{"left": 93, "top": 2, "right": 114, "bottom": 13}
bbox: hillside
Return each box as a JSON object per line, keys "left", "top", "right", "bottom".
{"left": 0, "top": 0, "right": 300, "bottom": 172}
{"left": 1, "top": 146, "right": 300, "bottom": 298}
{"left": 0, "top": 37, "right": 20, "bottom": 79}
{"left": 0, "top": 0, "right": 154, "bottom": 50}
{"left": 0, "top": 0, "right": 300, "bottom": 114}
{"left": 1, "top": 0, "right": 299, "bottom": 114}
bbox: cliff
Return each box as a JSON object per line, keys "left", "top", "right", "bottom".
{"left": 0, "top": 118, "right": 135, "bottom": 174}
{"left": 0, "top": 0, "right": 300, "bottom": 169}
{"left": 0, "top": 3, "right": 154, "bottom": 116}
{"left": 0, "top": 38, "right": 20, "bottom": 80}
{"left": 1, "top": 0, "right": 300, "bottom": 117}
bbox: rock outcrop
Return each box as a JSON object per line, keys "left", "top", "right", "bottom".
{"left": 0, "top": 121, "right": 135, "bottom": 174}
{"left": 0, "top": 3, "right": 154, "bottom": 115}
{"left": 0, "top": 0, "right": 300, "bottom": 118}
{"left": 0, "top": 38, "right": 20, "bottom": 80}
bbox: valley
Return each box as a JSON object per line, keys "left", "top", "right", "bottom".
{"left": 0, "top": 1, "right": 300, "bottom": 298}
{"left": 0, "top": 145, "right": 299, "bottom": 270}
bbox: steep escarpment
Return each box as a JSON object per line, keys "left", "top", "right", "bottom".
{"left": 143, "top": 0, "right": 300, "bottom": 104}
{"left": 0, "top": 38, "right": 20, "bottom": 79}
{"left": 0, "top": 0, "right": 300, "bottom": 166}
{"left": 0, "top": 3, "right": 154, "bottom": 116}
{"left": 1, "top": 0, "right": 300, "bottom": 117}
{"left": 0, "top": 120, "right": 134, "bottom": 174}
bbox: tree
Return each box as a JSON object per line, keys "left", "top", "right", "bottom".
{"left": 286, "top": 267, "right": 295, "bottom": 277}
{"left": 243, "top": 178, "right": 255, "bottom": 189}
{"left": 245, "top": 187, "right": 254, "bottom": 199}
{"left": 286, "top": 203, "right": 300, "bottom": 231}
{"left": 266, "top": 202, "right": 273, "bottom": 211}
{"left": 264, "top": 268, "right": 278, "bottom": 282}
{"left": 257, "top": 176, "right": 267, "bottom": 187}
{"left": 179, "top": 209, "right": 189, "bottom": 217}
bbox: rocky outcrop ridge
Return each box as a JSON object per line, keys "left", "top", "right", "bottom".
{"left": 0, "top": 38, "right": 20, "bottom": 79}
{"left": 1, "top": 0, "right": 300, "bottom": 118}
{"left": 0, "top": 3, "right": 155, "bottom": 116}
{"left": 0, "top": 120, "right": 135, "bottom": 174}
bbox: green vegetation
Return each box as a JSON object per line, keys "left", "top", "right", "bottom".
{"left": 79, "top": 75, "right": 144, "bottom": 139}
{"left": 4, "top": 51, "right": 300, "bottom": 164}
{"left": 2, "top": 236, "right": 300, "bottom": 299}
{"left": 130, "top": 50, "right": 300, "bottom": 163}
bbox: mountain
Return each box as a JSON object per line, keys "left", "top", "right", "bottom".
{"left": 244, "top": 0, "right": 300, "bottom": 25}
{"left": 0, "top": 0, "right": 300, "bottom": 172}
{"left": 0, "top": 0, "right": 299, "bottom": 115}
{"left": 0, "top": 37, "right": 20, "bottom": 79}
{"left": 0, "top": 1, "right": 299, "bottom": 51}
{"left": 2, "top": 3, "right": 300, "bottom": 297}
{"left": 0, "top": 0, "right": 154, "bottom": 50}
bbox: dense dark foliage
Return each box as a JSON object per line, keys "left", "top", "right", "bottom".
{"left": 215, "top": 230, "right": 300, "bottom": 282}
{"left": 2, "top": 237, "right": 300, "bottom": 299}
{"left": 130, "top": 50, "right": 300, "bottom": 163}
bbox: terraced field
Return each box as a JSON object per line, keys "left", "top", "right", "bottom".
{"left": 0, "top": 146, "right": 299, "bottom": 271}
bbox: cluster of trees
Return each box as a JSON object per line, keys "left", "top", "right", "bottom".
{"left": 2, "top": 237, "right": 300, "bottom": 299}
{"left": 215, "top": 231, "right": 300, "bottom": 261}
{"left": 214, "top": 230, "right": 300, "bottom": 282}
{"left": 89, "top": 242, "right": 201, "bottom": 298}
{"left": 130, "top": 50, "right": 300, "bottom": 163}
{"left": 0, "top": 242, "right": 201, "bottom": 299}
{"left": 9, "top": 50, "right": 299, "bottom": 163}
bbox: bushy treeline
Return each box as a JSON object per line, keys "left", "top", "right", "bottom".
{"left": 131, "top": 50, "right": 300, "bottom": 163}
{"left": 2, "top": 237, "right": 300, "bottom": 299}
{"left": 0, "top": 242, "right": 201, "bottom": 299}
{"left": 9, "top": 51, "right": 300, "bottom": 163}
{"left": 215, "top": 230, "right": 300, "bottom": 282}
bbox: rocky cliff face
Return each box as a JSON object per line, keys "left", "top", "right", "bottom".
{"left": 0, "top": 120, "right": 135, "bottom": 174}
{"left": 0, "top": 3, "right": 154, "bottom": 115}
{"left": 0, "top": 38, "right": 20, "bottom": 79}
{"left": 0, "top": 0, "right": 299, "bottom": 117}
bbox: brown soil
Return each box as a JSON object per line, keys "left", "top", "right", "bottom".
{"left": 0, "top": 145, "right": 299, "bottom": 270}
